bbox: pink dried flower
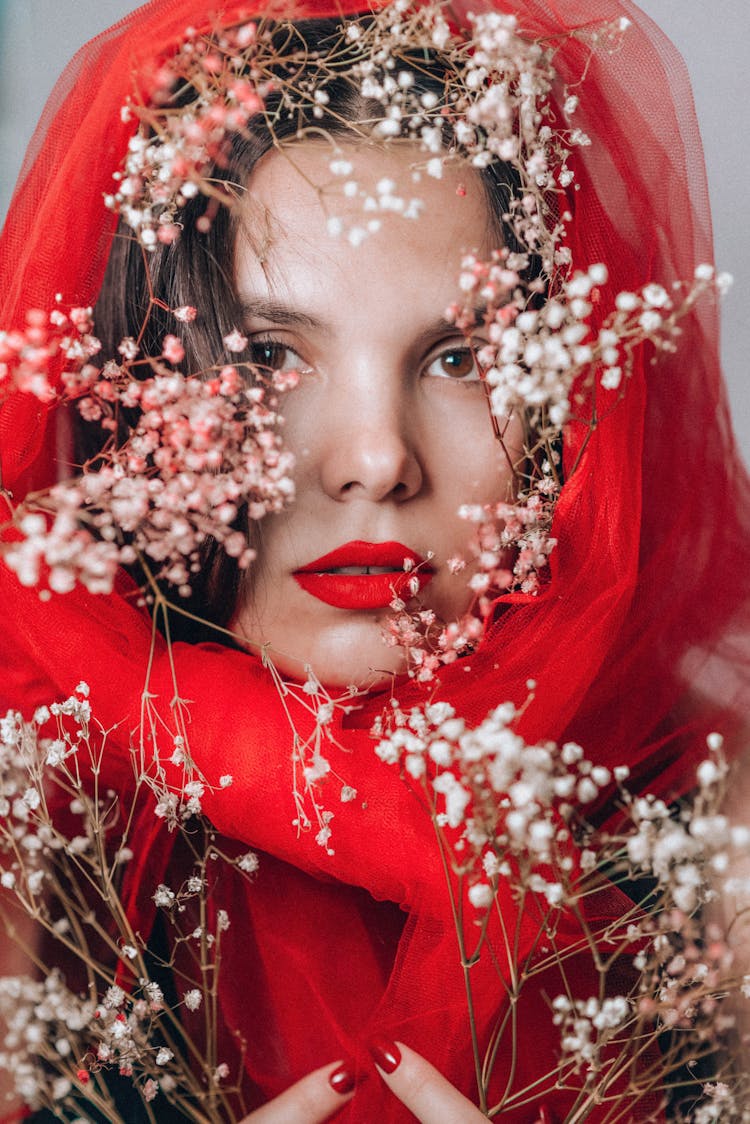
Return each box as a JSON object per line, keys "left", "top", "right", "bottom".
{"left": 173, "top": 305, "right": 198, "bottom": 323}
{"left": 0, "top": 306, "right": 100, "bottom": 405}
{"left": 223, "top": 329, "right": 248, "bottom": 354}
{"left": 162, "top": 335, "right": 186, "bottom": 364}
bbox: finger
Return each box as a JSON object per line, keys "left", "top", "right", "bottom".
{"left": 241, "top": 1059, "right": 358, "bottom": 1123}
{"left": 369, "top": 1039, "right": 488, "bottom": 1123}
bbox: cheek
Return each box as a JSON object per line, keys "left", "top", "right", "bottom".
{"left": 275, "top": 387, "right": 322, "bottom": 469}
{"left": 425, "top": 397, "right": 522, "bottom": 505}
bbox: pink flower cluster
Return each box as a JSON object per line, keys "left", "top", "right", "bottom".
{"left": 106, "top": 22, "right": 266, "bottom": 248}
{"left": 382, "top": 471, "right": 559, "bottom": 682}
{"left": 0, "top": 305, "right": 100, "bottom": 405}
{"left": 4, "top": 332, "right": 296, "bottom": 596}
{"left": 459, "top": 476, "right": 559, "bottom": 600}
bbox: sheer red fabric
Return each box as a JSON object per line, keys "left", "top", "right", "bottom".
{"left": 1, "top": 1, "right": 749, "bottom": 1121}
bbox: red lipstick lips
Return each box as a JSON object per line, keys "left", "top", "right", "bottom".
{"left": 293, "top": 541, "right": 433, "bottom": 610}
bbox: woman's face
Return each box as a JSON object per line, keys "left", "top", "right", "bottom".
{"left": 231, "top": 144, "right": 523, "bottom": 687}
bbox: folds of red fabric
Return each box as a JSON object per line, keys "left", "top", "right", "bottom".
{"left": 0, "top": 557, "right": 663, "bottom": 1120}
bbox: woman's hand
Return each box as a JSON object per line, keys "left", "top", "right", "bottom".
{"left": 368, "top": 1040, "right": 488, "bottom": 1122}
{"left": 239, "top": 1042, "right": 489, "bottom": 1122}
{"left": 239, "top": 1060, "right": 357, "bottom": 1122}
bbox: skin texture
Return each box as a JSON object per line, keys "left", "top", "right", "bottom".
{"left": 231, "top": 143, "right": 523, "bottom": 688}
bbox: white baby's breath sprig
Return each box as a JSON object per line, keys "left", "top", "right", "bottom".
{"left": 374, "top": 696, "right": 610, "bottom": 910}
{"left": 372, "top": 696, "right": 749, "bottom": 1111}
{"left": 449, "top": 261, "right": 728, "bottom": 435}
{"left": 0, "top": 695, "right": 249, "bottom": 1119}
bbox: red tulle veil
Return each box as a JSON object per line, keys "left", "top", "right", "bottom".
{"left": 1, "top": 1, "right": 749, "bottom": 1120}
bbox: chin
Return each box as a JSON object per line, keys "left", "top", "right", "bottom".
{"left": 250, "top": 623, "right": 408, "bottom": 692}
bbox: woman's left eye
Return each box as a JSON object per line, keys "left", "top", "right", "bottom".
{"left": 425, "top": 346, "right": 482, "bottom": 382}
{"left": 249, "top": 338, "right": 306, "bottom": 374}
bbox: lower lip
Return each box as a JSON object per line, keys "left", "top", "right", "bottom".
{"left": 292, "top": 569, "right": 433, "bottom": 610}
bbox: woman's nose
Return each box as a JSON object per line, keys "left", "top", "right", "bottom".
{"left": 318, "top": 376, "right": 423, "bottom": 503}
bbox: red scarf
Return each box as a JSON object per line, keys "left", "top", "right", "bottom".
{"left": 1, "top": 1, "right": 748, "bottom": 1119}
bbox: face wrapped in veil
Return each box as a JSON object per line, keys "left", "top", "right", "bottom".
{"left": 0, "top": 1, "right": 748, "bottom": 1120}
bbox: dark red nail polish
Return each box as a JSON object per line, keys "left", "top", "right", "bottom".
{"left": 328, "top": 1061, "right": 357, "bottom": 1095}
{"left": 538, "top": 1107, "right": 554, "bottom": 1124}
{"left": 369, "top": 1037, "right": 401, "bottom": 1074}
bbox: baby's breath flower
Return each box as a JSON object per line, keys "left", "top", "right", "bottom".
{"left": 153, "top": 884, "right": 175, "bottom": 908}
{"left": 184, "top": 989, "right": 202, "bottom": 1011}
{"left": 223, "top": 329, "right": 248, "bottom": 353}
{"left": 237, "top": 851, "right": 260, "bottom": 873}
{"left": 467, "top": 882, "right": 494, "bottom": 909}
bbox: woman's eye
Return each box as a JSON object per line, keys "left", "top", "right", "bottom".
{"left": 425, "top": 346, "right": 482, "bottom": 382}
{"left": 249, "top": 339, "right": 305, "bottom": 373}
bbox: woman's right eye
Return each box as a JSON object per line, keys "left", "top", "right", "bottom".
{"left": 249, "top": 338, "right": 307, "bottom": 374}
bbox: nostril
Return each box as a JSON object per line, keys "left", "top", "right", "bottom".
{"left": 337, "top": 477, "right": 412, "bottom": 500}
{"left": 321, "top": 428, "right": 423, "bottom": 503}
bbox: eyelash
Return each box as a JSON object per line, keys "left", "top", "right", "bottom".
{"left": 248, "top": 338, "right": 308, "bottom": 374}
{"left": 248, "top": 336, "right": 485, "bottom": 383}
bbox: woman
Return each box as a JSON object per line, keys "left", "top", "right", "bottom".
{"left": 0, "top": 1, "right": 748, "bottom": 1121}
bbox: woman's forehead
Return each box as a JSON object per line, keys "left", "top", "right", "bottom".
{"left": 233, "top": 142, "right": 495, "bottom": 291}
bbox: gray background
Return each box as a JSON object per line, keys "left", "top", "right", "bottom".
{"left": 1, "top": 1, "right": 747, "bottom": 463}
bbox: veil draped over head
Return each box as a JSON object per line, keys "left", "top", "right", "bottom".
{"left": 1, "top": 0, "right": 749, "bottom": 1120}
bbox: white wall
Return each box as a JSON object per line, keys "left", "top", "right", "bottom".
{"left": 1, "top": 1, "right": 747, "bottom": 462}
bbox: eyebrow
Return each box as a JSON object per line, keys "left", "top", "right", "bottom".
{"left": 238, "top": 298, "right": 490, "bottom": 339}
{"left": 238, "top": 298, "right": 321, "bottom": 329}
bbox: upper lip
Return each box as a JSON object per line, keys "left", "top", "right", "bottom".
{"left": 295, "top": 540, "right": 432, "bottom": 574}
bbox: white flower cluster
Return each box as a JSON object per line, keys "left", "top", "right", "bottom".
{"left": 481, "top": 264, "right": 609, "bottom": 427}
{"left": 344, "top": 4, "right": 580, "bottom": 255}
{"left": 104, "top": 1, "right": 581, "bottom": 258}
{"left": 458, "top": 10, "right": 584, "bottom": 261}
{"left": 374, "top": 699, "right": 611, "bottom": 908}
{"left": 0, "top": 973, "right": 182, "bottom": 1111}
{"left": 692, "top": 1082, "right": 745, "bottom": 1124}
{"left": 0, "top": 693, "right": 244, "bottom": 1116}
{"left": 0, "top": 694, "right": 94, "bottom": 901}
{"left": 450, "top": 260, "right": 723, "bottom": 433}
{"left": 0, "top": 972, "right": 95, "bottom": 1109}
{"left": 623, "top": 738, "right": 748, "bottom": 915}
{"left": 552, "top": 994, "right": 631, "bottom": 1073}
{"left": 89, "top": 981, "right": 170, "bottom": 1078}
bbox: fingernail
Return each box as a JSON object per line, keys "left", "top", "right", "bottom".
{"left": 328, "top": 1061, "right": 357, "bottom": 1095}
{"left": 368, "top": 1037, "right": 401, "bottom": 1074}
{"left": 538, "top": 1107, "right": 554, "bottom": 1124}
